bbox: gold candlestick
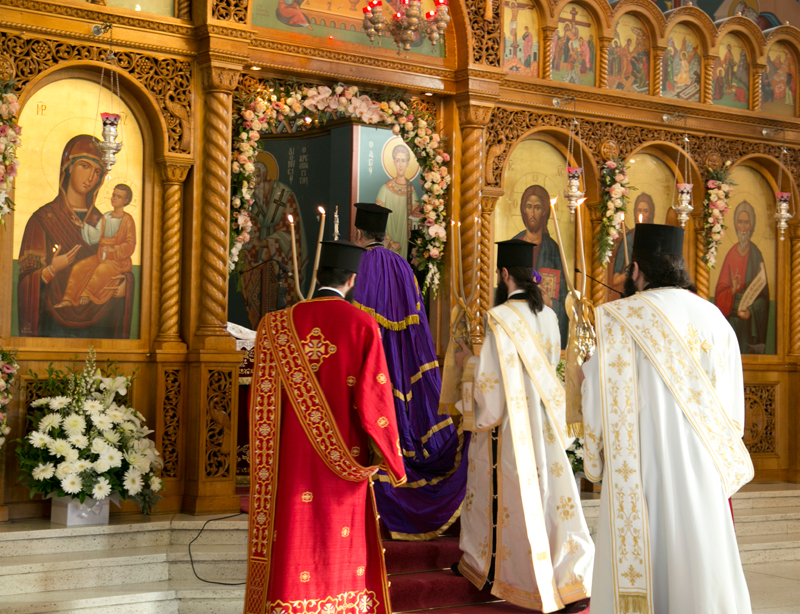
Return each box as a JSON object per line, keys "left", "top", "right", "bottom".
{"left": 621, "top": 212, "right": 630, "bottom": 268}
{"left": 334, "top": 206, "right": 340, "bottom": 241}
{"left": 287, "top": 214, "right": 306, "bottom": 302}
{"left": 548, "top": 197, "right": 577, "bottom": 297}
{"left": 575, "top": 197, "right": 587, "bottom": 297}
{"left": 306, "top": 206, "right": 326, "bottom": 298}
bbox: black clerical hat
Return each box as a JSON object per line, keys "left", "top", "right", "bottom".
{"left": 632, "top": 223, "right": 684, "bottom": 258}
{"left": 319, "top": 240, "right": 365, "bottom": 273}
{"left": 354, "top": 202, "right": 391, "bottom": 234}
{"left": 496, "top": 239, "right": 534, "bottom": 269}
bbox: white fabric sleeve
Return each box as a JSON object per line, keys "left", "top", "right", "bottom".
{"left": 580, "top": 351, "right": 604, "bottom": 482}
{"left": 472, "top": 327, "right": 506, "bottom": 431}
{"left": 81, "top": 217, "right": 104, "bottom": 246}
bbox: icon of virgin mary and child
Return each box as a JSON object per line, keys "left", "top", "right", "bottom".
{"left": 17, "top": 135, "right": 138, "bottom": 339}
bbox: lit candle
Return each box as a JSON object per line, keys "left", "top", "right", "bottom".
{"left": 621, "top": 212, "right": 630, "bottom": 268}
{"left": 306, "top": 206, "right": 327, "bottom": 298}
{"left": 363, "top": 6, "right": 371, "bottom": 12}
{"left": 287, "top": 214, "right": 306, "bottom": 301}
{"left": 548, "top": 197, "right": 576, "bottom": 297}
{"left": 575, "top": 197, "right": 587, "bottom": 297}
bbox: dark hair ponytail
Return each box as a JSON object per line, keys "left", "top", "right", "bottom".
{"left": 506, "top": 266, "right": 545, "bottom": 314}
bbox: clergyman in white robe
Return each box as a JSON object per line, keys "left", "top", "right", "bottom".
{"left": 457, "top": 292, "right": 594, "bottom": 613}
{"left": 582, "top": 286, "right": 753, "bottom": 614}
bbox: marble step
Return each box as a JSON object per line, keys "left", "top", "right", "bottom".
{"left": 168, "top": 544, "right": 248, "bottom": 583}
{"left": 734, "top": 485, "right": 800, "bottom": 511}
{"left": 738, "top": 532, "right": 800, "bottom": 564}
{"left": 0, "top": 546, "right": 169, "bottom": 596}
{"left": 0, "top": 580, "right": 245, "bottom": 614}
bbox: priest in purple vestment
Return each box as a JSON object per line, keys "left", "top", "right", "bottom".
{"left": 353, "top": 203, "right": 468, "bottom": 540}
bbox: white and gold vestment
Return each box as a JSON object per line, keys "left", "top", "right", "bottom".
{"left": 457, "top": 298, "right": 594, "bottom": 613}
{"left": 583, "top": 288, "right": 753, "bottom": 614}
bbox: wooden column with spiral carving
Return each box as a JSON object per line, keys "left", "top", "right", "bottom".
{"left": 542, "top": 27, "right": 555, "bottom": 80}
{"left": 480, "top": 195, "right": 499, "bottom": 322}
{"left": 599, "top": 38, "right": 612, "bottom": 89}
{"left": 176, "top": 0, "right": 192, "bottom": 19}
{"left": 653, "top": 49, "right": 664, "bottom": 96}
{"left": 753, "top": 65, "right": 765, "bottom": 112}
{"left": 790, "top": 223, "right": 800, "bottom": 355}
{"left": 703, "top": 56, "right": 714, "bottom": 104}
{"left": 693, "top": 220, "right": 710, "bottom": 300}
{"left": 195, "top": 65, "right": 240, "bottom": 350}
{"left": 156, "top": 161, "right": 191, "bottom": 347}
{"left": 457, "top": 102, "right": 494, "bottom": 344}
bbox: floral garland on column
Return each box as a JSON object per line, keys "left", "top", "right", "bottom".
{"left": 229, "top": 82, "right": 451, "bottom": 296}
{"left": 0, "top": 348, "right": 17, "bottom": 455}
{"left": 0, "top": 80, "right": 22, "bottom": 224}
{"left": 597, "top": 159, "right": 636, "bottom": 266}
{"left": 701, "top": 162, "right": 734, "bottom": 269}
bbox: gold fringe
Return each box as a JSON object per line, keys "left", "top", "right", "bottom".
{"left": 567, "top": 422, "right": 584, "bottom": 438}
{"left": 354, "top": 301, "right": 420, "bottom": 331}
{"left": 618, "top": 594, "right": 649, "bottom": 614}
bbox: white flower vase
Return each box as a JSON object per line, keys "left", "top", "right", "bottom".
{"left": 50, "top": 495, "right": 110, "bottom": 527}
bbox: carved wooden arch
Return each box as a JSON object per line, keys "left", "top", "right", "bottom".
{"left": 609, "top": 0, "right": 668, "bottom": 42}
{"left": 450, "top": 0, "right": 474, "bottom": 69}
{"left": 17, "top": 61, "right": 172, "bottom": 162}
{"left": 665, "top": 5, "right": 718, "bottom": 48}
{"left": 463, "top": 0, "right": 502, "bottom": 66}
{"left": 547, "top": 0, "right": 612, "bottom": 33}
{"left": 496, "top": 125, "right": 601, "bottom": 202}
{"left": 715, "top": 16, "right": 768, "bottom": 61}
{"left": 664, "top": 8, "right": 718, "bottom": 57}
{"left": 727, "top": 154, "right": 794, "bottom": 358}
{"left": 762, "top": 28, "right": 800, "bottom": 74}
{"left": 0, "top": 32, "right": 193, "bottom": 155}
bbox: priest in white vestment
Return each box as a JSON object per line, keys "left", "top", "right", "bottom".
{"left": 454, "top": 239, "right": 594, "bottom": 613}
{"left": 582, "top": 224, "right": 753, "bottom": 614}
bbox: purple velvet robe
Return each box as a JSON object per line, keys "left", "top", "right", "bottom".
{"left": 354, "top": 245, "right": 468, "bottom": 539}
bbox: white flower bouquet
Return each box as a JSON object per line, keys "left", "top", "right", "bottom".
{"left": 16, "top": 350, "right": 163, "bottom": 514}
{"left": 0, "top": 79, "right": 21, "bottom": 224}
{"left": 701, "top": 162, "right": 735, "bottom": 269}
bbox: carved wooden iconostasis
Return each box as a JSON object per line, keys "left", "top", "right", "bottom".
{"left": 2, "top": 0, "right": 800, "bottom": 520}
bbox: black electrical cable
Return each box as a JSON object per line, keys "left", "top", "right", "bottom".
{"left": 188, "top": 511, "right": 247, "bottom": 586}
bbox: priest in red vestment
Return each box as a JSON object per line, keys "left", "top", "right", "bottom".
{"left": 245, "top": 239, "right": 406, "bottom": 614}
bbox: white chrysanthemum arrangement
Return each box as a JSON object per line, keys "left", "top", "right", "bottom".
{"left": 16, "top": 350, "right": 163, "bottom": 514}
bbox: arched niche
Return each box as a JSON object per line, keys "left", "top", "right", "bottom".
{"left": 708, "top": 154, "right": 795, "bottom": 358}
{"left": 762, "top": 39, "right": 799, "bottom": 117}
{"left": 549, "top": 1, "right": 602, "bottom": 87}
{"left": 607, "top": 9, "right": 656, "bottom": 95}
{"left": 7, "top": 63, "right": 170, "bottom": 354}
{"left": 494, "top": 126, "right": 599, "bottom": 343}
{"left": 662, "top": 21, "right": 705, "bottom": 102}
{"left": 601, "top": 142, "right": 701, "bottom": 302}
{"left": 711, "top": 31, "right": 754, "bottom": 110}
{"left": 501, "top": 0, "right": 542, "bottom": 77}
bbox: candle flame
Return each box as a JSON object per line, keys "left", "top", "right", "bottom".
{"left": 549, "top": 197, "right": 558, "bottom": 208}
{"left": 450, "top": 219, "right": 456, "bottom": 226}
{"left": 318, "top": 206, "right": 325, "bottom": 214}
{"left": 576, "top": 197, "right": 587, "bottom": 207}
{"left": 638, "top": 213, "right": 643, "bottom": 223}
{"left": 288, "top": 214, "right": 294, "bottom": 224}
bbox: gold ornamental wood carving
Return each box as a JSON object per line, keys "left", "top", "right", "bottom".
{"left": 0, "top": 32, "right": 193, "bottom": 155}
{"left": 790, "top": 224, "right": 800, "bottom": 355}
{"left": 162, "top": 369, "right": 182, "bottom": 478}
{"left": 206, "top": 369, "right": 234, "bottom": 478}
{"left": 743, "top": 384, "right": 776, "bottom": 455}
{"left": 212, "top": 0, "right": 249, "bottom": 23}
{"left": 158, "top": 162, "right": 191, "bottom": 342}
{"left": 466, "top": 0, "right": 501, "bottom": 67}
{"left": 176, "top": 0, "right": 192, "bottom": 19}
{"left": 484, "top": 107, "right": 800, "bottom": 188}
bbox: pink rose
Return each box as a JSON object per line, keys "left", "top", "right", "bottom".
{"left": 429, "top": 247, "right": 440, "bottom": 259}
{"left": 7, "top": 165, "right": 16, "bottom": 178}
{"left": 1, "top": 364, "right": 14, "bottom": 374}
{"left": 707, "top": 180, "right": 719, "bottom": 189}
{"left": 13, "top": 125, "right": 21, "bottom": 135}
{"left": 605, "top": 161, "right": 617, "bottom": 169}
{"left": 0, "top": 125, "right": 7, "bottom": 137}
{"left": 424, "top": 218, "right": 434, "bottom": 226}
{"left": 242, "top": 121, "right": 252, "bottom": 129}
{"left": 615, "top": 174, "right": 625, "bottom": 183}
{"left": 442, "top": 153, "right": 450, "bottom": 162}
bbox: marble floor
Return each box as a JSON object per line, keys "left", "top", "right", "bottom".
{"left": 747, "top": 562, "right": 800, "bottom": 613}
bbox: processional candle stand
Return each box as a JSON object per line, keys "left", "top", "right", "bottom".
{"left": 449, "top": 217, "right": 480, "bottom": 346}
{"left": 287, "top": 207, "right": 326, "bottom": 302}
{"left": 776, "top": 142, "right": 793, "bottom": 240}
